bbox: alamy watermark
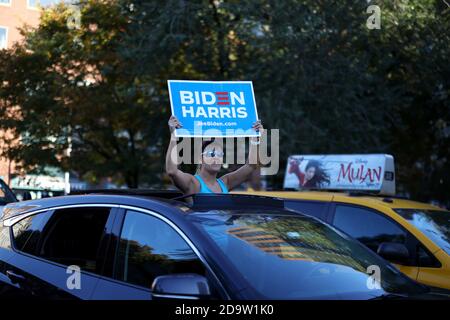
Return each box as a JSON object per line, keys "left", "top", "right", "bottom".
{"left": 366, "top": 5, "right": 381, "bottom": 30}
{"left": 67, "top": 5, "right": 82, "bottom": 30}
{"left": 66, "top": 265, "right": 81, "bottom": 290}
{"left": 366, "top": 265, "right": 382, "bottom": 290}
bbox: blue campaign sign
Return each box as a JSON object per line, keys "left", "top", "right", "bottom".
{"left": 168, "top": 80, "right": 260, "bottom": 137}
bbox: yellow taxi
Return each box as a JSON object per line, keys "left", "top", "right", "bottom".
{"left": 234, "top": 154, "right": 450, "bottom": 292}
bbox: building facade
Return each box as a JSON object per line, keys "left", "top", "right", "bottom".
{"left": 0, "top": 0, "right": 42, "bottom": 184}
{"left": 0, "top": 0, "right": 43, "bottom": 49}
{"left": 0, "top": 1, "right": 62, "bottom": 194}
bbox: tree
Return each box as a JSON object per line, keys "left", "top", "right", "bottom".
{"left": 0, "top": 0, "right": 179, "bottom": 187}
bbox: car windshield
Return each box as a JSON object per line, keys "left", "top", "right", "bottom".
{"left": 188, "top": 210, "right": 426, "bottom": 299}
{"left": 395, "top": 209, "right": 450, "bottom": 255}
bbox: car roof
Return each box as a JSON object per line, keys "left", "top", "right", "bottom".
{"left": 0, "top": 193, "right": 302, "bottom": 222}
{"left": 0, "top": 194, "right": 182, "bottom": 221}
{"left": 232, "top": 191, "right": 444, "bottom": 211}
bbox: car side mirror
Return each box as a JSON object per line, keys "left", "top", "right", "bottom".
{"left": 22, "top": 192, "right": 32, "bottom": 201}
{"left": 151, "top": 274, "right": 211, "bottom": 300}
{"left": 377, "top": 242, "right": 410, "bottom": 265}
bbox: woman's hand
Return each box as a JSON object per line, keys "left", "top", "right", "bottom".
{"left": 252, "top": 120, "right": 264, "bottom": 134}
{"left": 250, "top": 120, "right": 264, "bottom": 146}
{"left": 289, "top": 157, "right": 303, "bottom": 167}
{"left": 168, "top": 115, "right": 182, "bottom": 134}
{"left": 289, "top": 159, "right": 299, "bottom": 173}
{"left": 288, "top": 157, "right": 303, "bottom": 173}
{"left": 252, "top": 119, "right": 264, "bottom": 135}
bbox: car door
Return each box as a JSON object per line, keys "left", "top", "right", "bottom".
{"left": 3, "top": 205, "right": 116, "bottom": 299}
{"left": 0, "top": 210, "right": 54, "bottom": 298}
{"left": 329, "top": 203, "right": 420, "bottom": 281}
{"left": 92, "top": 208, "right": 222, "bottom": 300}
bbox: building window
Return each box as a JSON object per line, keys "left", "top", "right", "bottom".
{"left": 0, "top": 0, "right": 12, "bottom": 7}
{"left": 27, "top": 0, "right": 39, "bottom": 8}
{"left": 28, "top": 0, "right": 61, "bottom": 9}
{"left": 0, "top": 27, "right": 7, "bottom": 49}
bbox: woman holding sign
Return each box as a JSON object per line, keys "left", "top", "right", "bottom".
{"left": 165, "top": 116, "right": 263, "bottom": 194}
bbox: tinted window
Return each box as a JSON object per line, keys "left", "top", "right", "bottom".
{"left": 12, "top": 212, "right": 52, "bottom": 255}
{"left": 285, "top": 200, "right": 328, "bottom": 220}
{"left": 37, "top": 207, "right": 110, "bottom": 274}
{"left": 333, "top": 205, "right": 407, "bottom": 252}
{"left": 417, "top": 245, "right": 441, "bottom": 268}
{"left": 115, "top": 210, "right": 205, "bottom": 289}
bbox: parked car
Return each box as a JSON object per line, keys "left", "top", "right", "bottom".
{"left": 0, "top": 179, "right": 18, "bottom": 209}
{"left": 0, "top": 191, "right": 445, "bottom": 300}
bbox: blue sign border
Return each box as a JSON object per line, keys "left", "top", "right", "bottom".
{"left": 168, "top": 80, "right": 260, "bottom": 138}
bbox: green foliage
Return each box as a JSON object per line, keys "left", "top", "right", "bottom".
{"left": 0, "top": 0, "right": 448, "bottom": 202}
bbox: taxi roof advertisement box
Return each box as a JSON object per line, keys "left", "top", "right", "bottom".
{"left": 168, "top": 80, "right": 260, "bottom": 137}
{"left": 284, "top": 154, "right": 396, "bottom": 196}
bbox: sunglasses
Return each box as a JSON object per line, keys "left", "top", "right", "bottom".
{"left": 202, "top": 149, "right": 224, "bottom": 158}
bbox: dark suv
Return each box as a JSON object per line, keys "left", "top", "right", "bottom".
{"left": 0, "top": 192, "right": 440, "bottom": 300}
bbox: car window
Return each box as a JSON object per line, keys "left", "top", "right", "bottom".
{"left": 36, "top": 207, "right": 111, "bottom": 274}
{"left": 12, "top": 211, "right": 52, "bottom": 255}
{"left": 333, "top": 205, "right": 407, "bottom": 253}
{"left": 417, "top": 245, "right": 441, "bottom": 268}
{"left": 114, "top": 210, "right": 206, "bottom": 289}
{"left": 395, "top": 209, "right": 450, "bottom": 256}
{"left": 285, "top": 200, "right": 328, "bottom": 220}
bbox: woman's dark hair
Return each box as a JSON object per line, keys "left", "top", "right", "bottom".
{"left": 201, "top": 138, "right": 216, "bottom": 153}
{"left": 303, "top": 160, "right": 330, "bottom": 189}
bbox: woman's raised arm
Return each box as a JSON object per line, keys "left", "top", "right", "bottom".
{"left": 221, "top": 120, "right": 264, "bottom": 190}
{"left": 165, "top": 116, "right": 196, "bottom": 194}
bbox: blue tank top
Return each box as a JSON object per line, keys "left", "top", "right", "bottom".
{"left": 194, "top": 174, "right": 229, "bottom": 194}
